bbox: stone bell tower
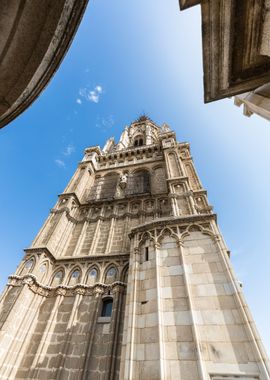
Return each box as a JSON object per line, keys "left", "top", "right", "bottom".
{"left": 0, "top": 116, "right": 269, "bottom": 380}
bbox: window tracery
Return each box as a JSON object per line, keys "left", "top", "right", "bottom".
{"left": 126, "top": 170, "right": 150, "bottom": 195}
{"left": 87, "top": 268, "right": 98, "bottom": 285}
{"left": 89, "top": 173, "right": 118, "bottom": 200}
{"left": 51, "top": 270, "right": 64, "bottom": 286}
{"left": 105, "top": 266, "right": 117, "bottom": 283}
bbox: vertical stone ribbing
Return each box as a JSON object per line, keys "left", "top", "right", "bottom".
{"left": 81, "top": 291, "right": 103, "bottom": 380}
{"left": 1, "top": 118, "right": 269, "bottom": 380}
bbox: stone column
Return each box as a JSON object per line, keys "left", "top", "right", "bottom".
{"left": 55, "top": 290, "right": 83, "bottom": 380}
{"left": 29, "top": 290, "right": 66, "bottom": 378}
{"left": 81, "top": 287, "right": 104, "bottom": 380}
{"left": 176, "top": 236, "right": 208, "bottom": 380}
{"left": 154, "top": 241, "right": 167, "bottom": 379}
{"left": 120, "top": 242, "right": 140, "bottom": 379}
{"left": 105, "top": 217, "right": 115, "bottom": 254}
{"left": 73, "top": 221, "right": 88, "bottom": 256}
{"left": 108, "top": 284, "right": 125, "bottom": 379}
{"left": 55, "top": 218, "right": 74, "bottom": 256}
{"left": 0, "top": 283, "right": 44, "bottom": 379}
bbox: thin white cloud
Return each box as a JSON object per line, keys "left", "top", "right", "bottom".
{"left": 55, "top": 159, "right": 65, "bottom": 168}
{"left": 88, "top": 91, "right": 99, "bottom": 103}
{"left": 78, "top": 85, "right": 103, "bottom": 104}
{"left": 95, "top": 85, "right": 102, "bottom": 94}
{"left": 96, "top": 115, "right": 114, "bottom": 131}
{"left": 63, "top": 144, "right": 75, "bottom": 156}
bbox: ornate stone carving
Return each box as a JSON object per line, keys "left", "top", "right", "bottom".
{"left": 7, "top": 274, "right": 127, "bottom": 298}
{"left": 119, "top": 173, "right": 128, "bottom": 189}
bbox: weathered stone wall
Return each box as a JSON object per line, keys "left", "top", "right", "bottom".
{"left": 1, "top": 119, "right": 269, "bottom": 379}
{"left": 120, "top": 222, "right": 270, "bottom": 380}
{"left": 0, "top": 280, "right": 127, "bottom": 379}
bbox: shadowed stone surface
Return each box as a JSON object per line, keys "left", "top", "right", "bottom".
{"left": 0, "top": 0, "right": 88, "bottom": 128}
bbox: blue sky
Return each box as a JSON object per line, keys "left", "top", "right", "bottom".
{"left": 1, "top": 0, "right": 270, "bottom": 354}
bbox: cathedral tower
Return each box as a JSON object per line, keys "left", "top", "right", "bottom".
{"left": 0, "top": 117, "right": 269, "bottom": 380}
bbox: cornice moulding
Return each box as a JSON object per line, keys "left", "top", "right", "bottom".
{"left": 8, "top": 274, "right": 126, "bottom": 298}
{"left": 129, "top": 213, "right": 217, "bottom": 236}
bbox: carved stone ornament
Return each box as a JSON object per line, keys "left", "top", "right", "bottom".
{"left": 162, "top": 138, "right": 175, "bottom": 149}
{"left": 119, "top": 173, "right": 128, "bottom": 189}
{"left": 7, "top": 275, "right": 126, "bottom": 298}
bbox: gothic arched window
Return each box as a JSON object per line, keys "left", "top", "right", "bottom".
{"left": 105, "top": 266, "right": 117, "bottom": 284}
{"left": 21, "top": 258, "right": 34, "bottom": 275}
{"left": 39, "top": 263, "right": 47, "bottom": 273}
{"left": 25, "top": 259, "right": 34, "bottom": 269}
{"left": 34, "top": 262, "right": 47, "bottom": 282}
{"left": 25, "top": 258, "right": 34, "bottom": 270}
{"left": 51, "top": 270, "right": 64, "bottom": 286}
{"left": 134, "top": 135, "right": 144, "bottom": 147}
{"left": 101, "top": 298, "right": 113, "bottom": 317}
{"left": 126, "top": 170, "right": 150, "bottom": 195}
{"left": 89, "top": 173, "right": 118, "bottom": 200}
{"left": 69, "top": 269, "right": 81, "bottom": 285}
{"left": 87, "top": 268, "right": 98, "bottom": 285}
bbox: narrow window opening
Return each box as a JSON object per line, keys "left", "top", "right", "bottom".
{"left": 134, "top": 140, "right": 138, "bottom": 146}
{"left": 101, "top": 298, "right": 113, "bottom": 317}
{"left": 139, "top": 138, "right": 143, "bottom": 146}
{"left": 145, "top": 247, "right": 149, "bottom": 261}
{"left": 25, "top": 259, "right": 33, "bottom": 269}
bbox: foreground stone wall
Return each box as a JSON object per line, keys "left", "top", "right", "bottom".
{"left": 0, "top": 278, "right": 126, "bottom": 379}
{"left": 120, "top": 223, "right": 270, "bottom": 380}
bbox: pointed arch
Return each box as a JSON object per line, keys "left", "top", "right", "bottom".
{"left": 85, "top": 265, "right": 100, "bottom": 285}
{"left": 89, "top": 172, "right": 119, "bottom": 200}
{"left": 157, "top": 227, "right": 179, "bottom": 245}
{"left": 168, "top": 151, "right": 181, "bottom": 178}
{"left": 138, "top": 231, "right": 154, "bottom": 247}
{"left": 151, "top": 165, "right": 167, "bottom": 194}
{"left": 50, "top": 268, "right": 65, "bottom": 287}
{"left": 181, "top": 223, "right": 215, "bottom": 240}
{"left": 35, "top": 259, "right": 50, "bottom": 283}
{"left": 103, "top": 263, "right": 119, "bottom": 284}
{"left": 126, "top": 169, "right": 150, "bottom": 195}
{"left": 20, "top": 256, "right": 35, "bottom": 275}
{"left": 120, "top": 264, "right": 129, "bottom": 283}
{"left": 68, "top": 266, "right": 82, "bottom": 285}
{"left": 181, "top": 223, "right": 216, "bottom": 241}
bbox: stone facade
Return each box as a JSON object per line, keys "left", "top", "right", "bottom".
{"left": 0, "top": 116, "right": 269, "bottom": 379}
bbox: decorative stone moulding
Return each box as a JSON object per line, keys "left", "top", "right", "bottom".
{"left": 179, "top": 0, "right": 270, "bottom": 102}
{"left": 7, "top": 274, "right": 126, "bottom": 298}
{"left": 0, "top": 0, "right": 88, "bottom": 128}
